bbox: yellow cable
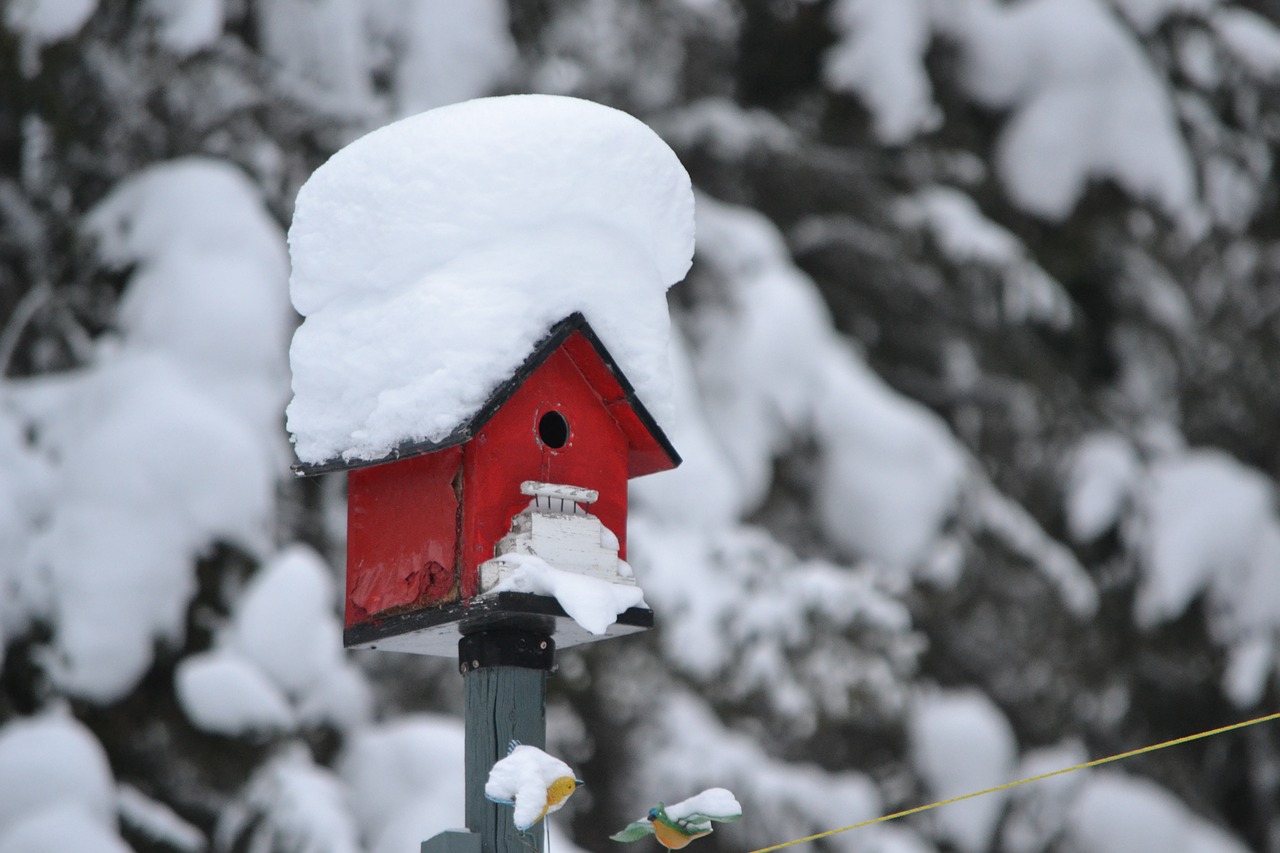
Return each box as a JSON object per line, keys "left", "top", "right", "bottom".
{"left": 745, "top": 710, "right": 1280, "bottom": 853}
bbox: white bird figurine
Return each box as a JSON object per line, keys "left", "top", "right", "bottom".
{"left": 485, "top": 741, "right": 584, "bottom": 831}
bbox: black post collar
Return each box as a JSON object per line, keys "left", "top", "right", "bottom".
{"left": 459, "top": 628, "right": 556, "bottom": 673}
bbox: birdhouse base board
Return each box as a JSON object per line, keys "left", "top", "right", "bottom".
{"left": 344, "top": 592, "right": 653, "bottom": 657}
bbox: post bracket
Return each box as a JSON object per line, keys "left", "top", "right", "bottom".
{"left": 459, "top": 628, "right": 556, "bottom": 673}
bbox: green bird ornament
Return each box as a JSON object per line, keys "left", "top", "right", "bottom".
{"left": 611, "top": 788, "right": 742, "bottom": 850}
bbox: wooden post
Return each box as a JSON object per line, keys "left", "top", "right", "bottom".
{"left": 460, "top": 628, "right": 555, "bottom": 853}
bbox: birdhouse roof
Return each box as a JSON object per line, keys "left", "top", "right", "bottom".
{"left": 293, "top": 312, "right": 680, "bottom": 478}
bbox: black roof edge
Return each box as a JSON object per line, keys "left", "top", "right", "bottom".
{"left": 292, "top": 312, "right": 681, "bottom": 476}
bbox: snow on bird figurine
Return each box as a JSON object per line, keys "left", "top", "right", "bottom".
{"left": 485, "top": 741, "right": 584, "bottom": 831}
{"left": 610, "top": 788, "right": 742, "bottom": 850}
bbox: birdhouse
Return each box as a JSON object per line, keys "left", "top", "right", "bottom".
{"left": 293, "top": 312, "right": 680, "bottom": 657}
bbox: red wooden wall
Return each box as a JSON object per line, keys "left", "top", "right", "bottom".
{"left": 460, "top": 345, "right": 629, "bottom": 599}
{"left": 345, "top": 447, "right": 461, "bottom": 628}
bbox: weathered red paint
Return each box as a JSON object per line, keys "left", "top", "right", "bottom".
{"left": 345, "top": 446, "right": 461, "bottom": 628}
{"left": 340, "top": 321, "right": 675, "bottom": 633}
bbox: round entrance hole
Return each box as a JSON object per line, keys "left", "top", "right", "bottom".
{"left": 538, "top": 410, "right": 569, "bottom": 449}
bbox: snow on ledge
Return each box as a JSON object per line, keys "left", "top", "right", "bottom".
{"left": 482, "top": 553, "right": 646, "bottom": 636}
{"left": 286, "top": 94, "right": 694, "bottom": 466}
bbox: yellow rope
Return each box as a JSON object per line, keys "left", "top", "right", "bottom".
{"left": 745, "top": 709, "right": 1280, "bottom": 853}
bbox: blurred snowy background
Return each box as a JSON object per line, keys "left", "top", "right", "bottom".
{"left": 2, "top": 0, "right": 1280, "bottom": 851}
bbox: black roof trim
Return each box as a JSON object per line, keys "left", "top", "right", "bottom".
{"left": 292, "top": 312, "right": 681, "bottom": 476}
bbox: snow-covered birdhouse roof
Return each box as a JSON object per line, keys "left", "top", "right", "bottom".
{"left": 293, "top": 311, "right": 680, "bottom": 476}
{"left": 284, "top": 94, "right": 695, "bottom": 471}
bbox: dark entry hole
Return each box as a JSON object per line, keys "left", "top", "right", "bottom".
{"left": 538, "top": 411, "right": 569, "bottom": 448}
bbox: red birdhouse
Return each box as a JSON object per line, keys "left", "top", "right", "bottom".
{"left": 293, "top": 312, "right": 680, "bottom": 656}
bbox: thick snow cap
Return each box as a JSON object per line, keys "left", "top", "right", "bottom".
{"left": 287, "top": 94, "right": 695, "bottom": 466}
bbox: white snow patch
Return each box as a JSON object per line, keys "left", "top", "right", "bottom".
{"left": 1203, "top": 153, "right": 1264, "bottom": 233}
{"left": 0, "top": 804, "right": 131, "bottom": 853}
{"left": 657, "top": 99, "right": 795, "bottom": 162}
{"left": 1218, "top": 509, "right": 1280, "bottom": 633}
{"left": 686, "top": 197, "right": 839, "bottom": 511}
{"left": 1216, "top": 520, "right": 1280, "bottom": 705}
{"left": 18, "top": 355, "right": 273, "bottom": 701}
{"left": 287, "top": 94, "right": 694, "bottom": 466}
{"left": 0, "top": 713, "right": 114, "bottom": 839}
{"left": 175, "top": 544, "right": 369, "bottom": 736}
{"left": 689, "top": 195, "right": 964, "bottom": 567}
{"left": 628, "top": 330, "right": 745, "bottom": 527}
{"left": 1001, "top": 740, "right": 1090, "bottom": 853}
{"left": 665, "top": 788, "right": 742, "bottom": 822}
{"left": 364, "top": 794, "right": 464, "bottom": 853}
{"left": 1128, "top": 449, "right": 1280, "bottom": 702}
{"left": 117, "top": 785, "right": 206, "bottom": 853}
{"left": 175, "top": 650, "right": 294, "bottom": 736}
{"left": 336, "top": 716, "right": 595, "bottom": 853}
{"left": 1119, "top": 248, "right": 1195, "bottom": 334}
{"left": 85, "top": 157, "right": 291, "bottom": 440}
{"left": 1065, "top": 772, "right": 1249, "bottom": 853}
{"left": 1178, "top": 29, "right": 1222, "bottom": 88}
{"left": 629, "top": 518, "right": 920, "bottom": 728}
{"left": 217, "top": 748, "right": 360, "bottom": 853}
{"left": 487, "top": 553, "right": 646, "bottom": 635}
{"left": 3, "top": 0, "right": 96, "bottom": 46}
{"left": 230, "top": 545, "right": 343, "bottom": 697}
{"left": 642, "top": 692, "right": 881, "bottom": 850}
{"left": 339, "top": 715, "right": 465, "bottom": 842}
{"left": 254, "top": 0, "right": 372, "bottom": 113}
{"left": 2, "top": 156, "right": 288, "bottom": 703}
{"left": 908, "top": 689, "right": 1017, "bottom": 853}
{"left": 823, "top": 0, "right": 939, "bottom": 143}
{"left": 369, "top": 0, "right": 516, "bottom": 116}
{"left": 946, "top": 0, "right": 1195, "bottom": 220}
{"left": 1065, "top": 432, "right": 1141, "bottom": 543}
{"left": 87, "top": 159, "right": 285, "bottom": 284}
{"left": 813, "top": 349, "right": 966, "bottom": 568}
{"left": 896, "top": 186, "right": 1073, "bottom": 328}
{"left": 857, "top": 825, "right": 940, "bottom": 853}
{"left": 1222, "top": 633, "right": 1273, "bottom": 708}
{"left": 144, "top": 0, "right": 222, "bottom": 56}
{"left": 1136, "top": 450, "right": 1271, "bottom": 627}
{"left": 972, "top": 477, "right": 1099, "bottom": 615}
{"left": 900, "top": 187, "right": 1025, "bottom": 265}
{"left": 295, "top": 662, "right": 375, "bottom": 733}
{"left": 485, "top": 744, "right": 579, "bottom": 831}
{"left": 1214, "top": 8, "right": 1280, "bottom": 78}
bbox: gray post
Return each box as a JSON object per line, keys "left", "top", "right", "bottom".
{"left": 459, "top": 628, "right": 555, "bottom": 853}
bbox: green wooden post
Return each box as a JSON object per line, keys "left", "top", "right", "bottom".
{"left": 422, "top": 831, "right": 481, "bottom": 853}
{"left": 459, "top": 628, "right": 555, "bottom": 853}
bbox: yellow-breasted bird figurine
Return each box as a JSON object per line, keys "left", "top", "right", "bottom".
{"left": 485, "top": 741, "right": 585, "bottom": 831}
{"left": 610, "top": 788, "right": 742, "bottom": 850}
